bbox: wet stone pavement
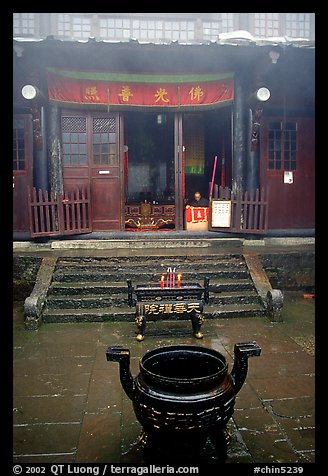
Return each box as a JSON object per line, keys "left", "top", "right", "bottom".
{"left": 13, "top": 291, "right": 315, "bottom": 465}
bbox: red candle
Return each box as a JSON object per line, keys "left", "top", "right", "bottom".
{"left": 177, "top": 274, "right": 182, "bottom": 288}
{"left": 160, "top": 275, "right": 165, "bottom": 289}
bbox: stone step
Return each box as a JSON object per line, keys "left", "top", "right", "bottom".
{"left": 42, "top": 306, "right": 132, "bottom": 323}
{"left": 207, "top": 305, "right": 267, "bottom": 319}
{"left": 45, "top": 290, "right": 262, "bottom": 309}
{"left": 42, "top": 302, "right": 266, "bottom": 323}
{"left": 51, "top": 267, "right": 250, "bottom": 282}
{"left": 40, "top": 253, "right": 269, "bottom": 324}
{"left": 50, "top": 237, "right": 243, "bottom": 251}
{"left": 47, "top": 278, "right": 255, "bottom": 295}
{"left": 46, "top": 294, "right": 127, "bottom": 309}
{"left": 55, "top": 256, "right": 246, "bottom": 270}
{"left": 53, "top": 262, "right": 247, "bottom": 275}
{"left": 55, "top": 254, "right": 244, "bottom": 265}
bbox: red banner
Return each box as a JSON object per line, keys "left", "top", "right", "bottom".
{"left": 46, "top": 69, "right": 234, "bottom": 109}
{"left": 185, "top": 206, "right": 209, "bottom": 223}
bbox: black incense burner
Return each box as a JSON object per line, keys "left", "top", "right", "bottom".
{"left": 106, "top": 342, "right": 261, "bottom": 462}
{"left": 127, "top": 269, "right": 210, "bottom": 341}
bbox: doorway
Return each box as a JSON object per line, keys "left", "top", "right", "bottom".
{"left": 184, "top": 108, "right": 232, "bottom": 203}
{"left": 60, "top": 107, "right": 232, "bottom": 233}
{"left": 62, "top": 112, "right": 122, "bottom": 231}
{"left": 13, "top": 114, "right": 33, "bottom": 232}
{"left": 260, "top": 116, "right": 315, "bottom": 229}
{"left": 124, "top": 112, "right": 176, "bottom": 230}
{"left": 123, "top": 107, "right": 232, "bottom": 231}
{"left": 125, "top": 112, "right": 175, "bottom": 204}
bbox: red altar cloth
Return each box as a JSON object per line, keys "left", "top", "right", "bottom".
{"left": 185, "top": 206, "right": 209, "bottom": 223}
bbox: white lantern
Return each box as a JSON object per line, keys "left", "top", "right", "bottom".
{"left": 256, "top": 87, "right": 271, "bottom": 102}
{"left": 21, "top": 84, "right": 38, "bottom": 100}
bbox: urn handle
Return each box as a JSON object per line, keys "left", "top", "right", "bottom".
{"left": 106, "top": 346, "right": 135, "bottom": 401}
{"left": 231, "top": 341, "right": 261, "bottom": 395}
{"left": 234, "top": 341, "right": 261, "bottom": 358}
{"left": 106, "top": 346, "right": 131, "bottom": 362}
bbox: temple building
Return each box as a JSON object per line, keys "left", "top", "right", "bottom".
{"left": 13, "top": 13, "right": 315, "bottom": 237}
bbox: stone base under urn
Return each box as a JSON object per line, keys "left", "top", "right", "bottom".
{"left": 138, "top": 427, "right": 232, "bottom": 464}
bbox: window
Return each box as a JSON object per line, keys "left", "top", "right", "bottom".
{"left": 97, "top": 16, "right": 195, "bottom": 42}
{"left": 92, "top": 118, "right": 117, "bottom": 166}
{"left": 13, "top": 118, "right": 26, "bottom": 171}
{"left": 203, "top": 14, "right": 234, "bottom": 40}
{"left": 99, "top": 17, "right": 130, "bottom": 39}
{"left": 202, "top": 21, "right": 220, "bottom": 40}
{"left": 72, "top": 16, "right": 91, "bottom": 39}
{"left": 221, "top": 13, "right": 234, "bottom": 32}
{"left": 58, "top": 14, "right": 71, "bottom": 37}
{"left": 163, "top": 20, "right": 194, "bottom": 41}
{"left": 268, "top": 121, "right": 297, "bottom": 171}
{"left": 13, "top": 13, "right": 35, "bottom": 36}
{"left": 132, "top": 19, "right": 163, "bottom": 40}
{"left": 285, "top": 13, "right": 311, "bottom": 38}
{"left": 254, "top": 13, "right": 280, "bottom": 37}
{"left": 61, "top": 115, "right": 118, "bottom": 166}
{"left": 57, "top": 15, "right": 91, "bottom": 39}
{"left": 62, "top": 116, "right": 87, "bottom": 166}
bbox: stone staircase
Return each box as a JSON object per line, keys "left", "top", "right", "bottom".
{"left": 42, "top": 254, "right": 267, "bottom": 323}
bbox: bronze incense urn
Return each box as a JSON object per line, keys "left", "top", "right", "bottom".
{"left": 106, "top": 342, "right": 261, "bottom": 463}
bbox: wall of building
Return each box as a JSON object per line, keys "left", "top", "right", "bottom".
{"left": 13, "top": 256, "right": 42, "bottom": 300}
{"left": 13, "top": 13, "right": 315, "bottom": 42}
{"left": 260, "top": 252, "right": 315, "bottom": 291}
{"left": 13, "top": 19, "right": 315, "bottom": 233}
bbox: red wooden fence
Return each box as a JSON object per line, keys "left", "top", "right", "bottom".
{"left": 209, "top": 187, "right": 269, "bottom": 234}
{"left": 28, "top": 186, "right": 92, "bottom": 237}
{"left": 27, "top": 185, "right": 268, "bottom": 237}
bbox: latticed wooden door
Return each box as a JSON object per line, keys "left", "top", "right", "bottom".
{"left": 90, "top": 115, "right": 122, "bottom": 230}
{"left": 13, "top": 114, "right": 33, "bottom": 232}
{"left": 62, "top": 112, "right": 122, "bottom": 231}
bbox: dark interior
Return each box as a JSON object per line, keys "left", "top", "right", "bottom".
{"left": 143, "top": 353, "right": 225, "bottom": 379}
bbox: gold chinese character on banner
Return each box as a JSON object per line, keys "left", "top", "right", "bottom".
{"left": 155, "top": 87, "right": 170, "bottom": 103}
{"left": 187, "top": 303, "right": 202, "bottom": 314}
{"left": 189, "top": 86, "right": 204, "bottom": 102}
{"left": 164, "top": 303, "right": 174, "bottom": 314}
{"left": 84, "top": 86, "right": 100, "bottom": 101}
{"left": 144, "top": 304, "right": 160, "bottom": 314}
{"left": 174, "top": 303, "right": 188, "bottom": 314}
{"left": 118, "top": 85, "right": 133, "bottom": 102}
{"left": 157, "top": 304, "right": 165, "bottom": 314}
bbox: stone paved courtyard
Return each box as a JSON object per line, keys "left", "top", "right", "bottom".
{"left": 13, "top": 291, "right": 315, "bottom": 465}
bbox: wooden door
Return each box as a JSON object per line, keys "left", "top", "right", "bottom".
{"left": 90, "top": 115, "right": 122, "bottom": 231}
{"left": 13, "top": 114, "right": 33, "bottom": 232}
{"left": 62, "top": 112, "right": 122, "bottom": 231}
{"left": 260, "top": 117, "right": 315, "bottom": 229}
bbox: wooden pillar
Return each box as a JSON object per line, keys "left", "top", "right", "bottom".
{"left": 232, "top": 74, "right": 246, "bottom": 195}
{"left": 174, "top": 113, "right": 184, "bottom": 230}
{"left": 33, "top": 105, "right": 49, "bottom": 191}
{"left": 48, "top": 104, "right": 64, "bottom": 195}
{"left": 246, "top": 108, "right": 260, "bottom": 193}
